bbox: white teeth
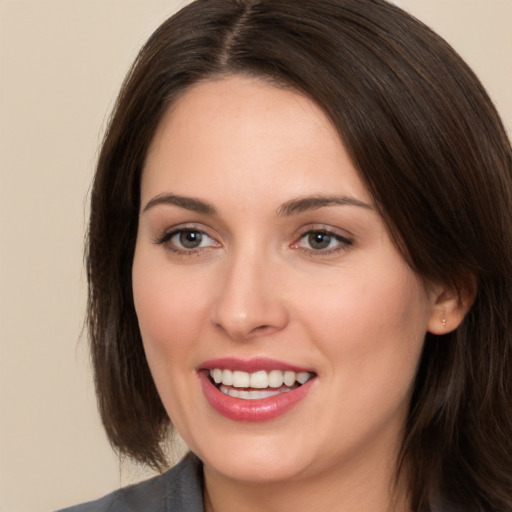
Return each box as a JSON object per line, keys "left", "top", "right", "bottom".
{"left": 222, "top": 369, "right": 233, "bottom": 386}
{"left": 268, "top": 370, "right": 284, "bottom": 388}
{"left": 283, "top": 371, "right": 295, "bottom": 387}
{"left": 209, "top": 368, "right": 314, "bottom": 390}
{"left": 232, "top": 370, "right": 250, "bottom": 387}
{"left": 296, "top": 372, "right": 310, "bottom": 384}
{"left": 212, "top": 368, "right": 223, "bottom": 384}
{"left": 219, "top": 385, "right": 292, "bottom": 400}
{"left": 249, "top": 371, "right": 268, "bottom": 389}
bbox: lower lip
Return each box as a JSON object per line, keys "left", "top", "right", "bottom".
{"left": 198, "top": 371, "right": 315, "bottom": 422}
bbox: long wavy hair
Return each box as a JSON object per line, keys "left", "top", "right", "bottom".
{"left": 86, "top": 1, "right": 512, "bottom": 510}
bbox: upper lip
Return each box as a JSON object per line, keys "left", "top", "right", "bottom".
{"left": 199, "top": 357, "right": 314, "bottom": 374}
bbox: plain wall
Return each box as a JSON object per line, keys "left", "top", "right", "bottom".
{"left": 0, "top": 1, "right": 510, "bottom": 511}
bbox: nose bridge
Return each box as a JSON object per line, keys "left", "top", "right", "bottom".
{"left": 210, "top": 240, "right": 288, "bottom": 340}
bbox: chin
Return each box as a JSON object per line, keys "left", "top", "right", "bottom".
{"left": 188, "top": 431, "right": 315, "bottom": 483}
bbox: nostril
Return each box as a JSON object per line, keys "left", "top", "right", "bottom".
{"left": 248, "top": 324, "right": 281, "bottom": 338}
{"left": 253, "top": 324, "right": 272, "bottom": 333}
{"left": 212, "top": 320, "right": 280, "bottom": 340}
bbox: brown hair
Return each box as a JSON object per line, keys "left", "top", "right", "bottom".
{"left": 87, "top": 0, "right": 512, "bottom": 509}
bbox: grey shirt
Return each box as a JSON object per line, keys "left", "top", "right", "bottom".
{"left": 57, "top": 453, "right": 204, "bottom": 512}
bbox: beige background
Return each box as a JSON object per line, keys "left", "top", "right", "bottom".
{"left": 1, "top": 1, "right": 510, "bottom": 511}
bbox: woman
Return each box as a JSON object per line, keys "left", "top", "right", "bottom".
{"left": 62, "top": 0, "right": 512, "bottom": 510}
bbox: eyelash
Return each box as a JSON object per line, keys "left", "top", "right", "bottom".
{"left": 154, "top": 228, "right": 219, "bottom": 256}
{"left": 154, "top": 227, "right": 353, "bottom": 257}
{"left": 292, "top": 229, "right": 353, "bottom": 256}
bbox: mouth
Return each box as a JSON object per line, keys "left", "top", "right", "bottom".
{"left": 208, "top": 368, "right": 315, "bottom": 400}
{"left": 198, "top": 359, "right": 317, "bottom": 421}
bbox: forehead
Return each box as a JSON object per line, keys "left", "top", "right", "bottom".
{"left": 142, "top": 75, "right": 372, "bottom": 207}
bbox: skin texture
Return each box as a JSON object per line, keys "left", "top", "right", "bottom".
{"left": 132, "top": 76, "right": 464, "bottom": 512}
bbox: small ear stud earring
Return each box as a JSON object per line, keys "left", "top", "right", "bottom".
{"left": 442, "top": 310, "right": 447, "bottom": 328}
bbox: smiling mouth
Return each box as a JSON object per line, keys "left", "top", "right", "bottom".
{"left": 208, "top": 369, "right": 316, "bottom": 400}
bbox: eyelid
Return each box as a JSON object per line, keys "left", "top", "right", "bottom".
{"left": 290, "top": 226, "right": 353, "bottom": 255}
{"left": 154, "top": 224, "right": 221, "bottom": 254}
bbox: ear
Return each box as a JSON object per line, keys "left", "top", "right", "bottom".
{"left": 427, "top": 276, "right": 477, "bottom": 335}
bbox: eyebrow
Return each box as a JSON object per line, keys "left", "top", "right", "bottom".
{"left": 277, "top": 195, "right": 373, "bottom": 216}
{"left": 142, "top": 192, "right": 373, "bottom": 216}
{"left": 143, "top": 193, "right": 217, "bottom": 215}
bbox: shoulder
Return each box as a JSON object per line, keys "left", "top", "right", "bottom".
{"left": 56, "top": 452, "right": 204, "bottom": 512}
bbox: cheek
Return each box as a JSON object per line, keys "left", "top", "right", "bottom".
{"left": 302, "top": 272, "right": 430, "bottom": 446}
{"left": 294, "top": 263, "right": 430, "bottom": 391}
{"left": 131, "top": 249, "right": 215, "bottom": 431}
{"left": 131, "top": 250, "right": 210, "bottom": 369}
{"left": 299, "top": 267, "right": 428, "bottom": 337}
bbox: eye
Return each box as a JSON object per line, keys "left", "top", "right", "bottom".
{"left": 156, "top": 228, "right": 220, "bottom": 253}
{"left": 304, "top": 231, "right": 337, "bottom": 250}
{"left": 293, "top": 229, "right": 352, "bottom": 254}
{"left": 172, "top": 229, "right": 210, "bottom": 249}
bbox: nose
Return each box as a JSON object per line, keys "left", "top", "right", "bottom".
{"left": 209, "top": 248, "right": 289, "bottom": 341}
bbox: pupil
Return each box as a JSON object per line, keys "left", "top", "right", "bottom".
{"left": 180, "top": 231, "right": 202, "bottom": 248}
{"left": 309, "top": 232, "right": 331, "bottom": 249}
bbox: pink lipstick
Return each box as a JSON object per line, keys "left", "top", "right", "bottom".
{"left": 198, "top": 358, "right": 316, "bottom": 422}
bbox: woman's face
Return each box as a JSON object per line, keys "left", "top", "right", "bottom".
{"left": 133, "top": 76, "right": 440, "bottom": 486}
